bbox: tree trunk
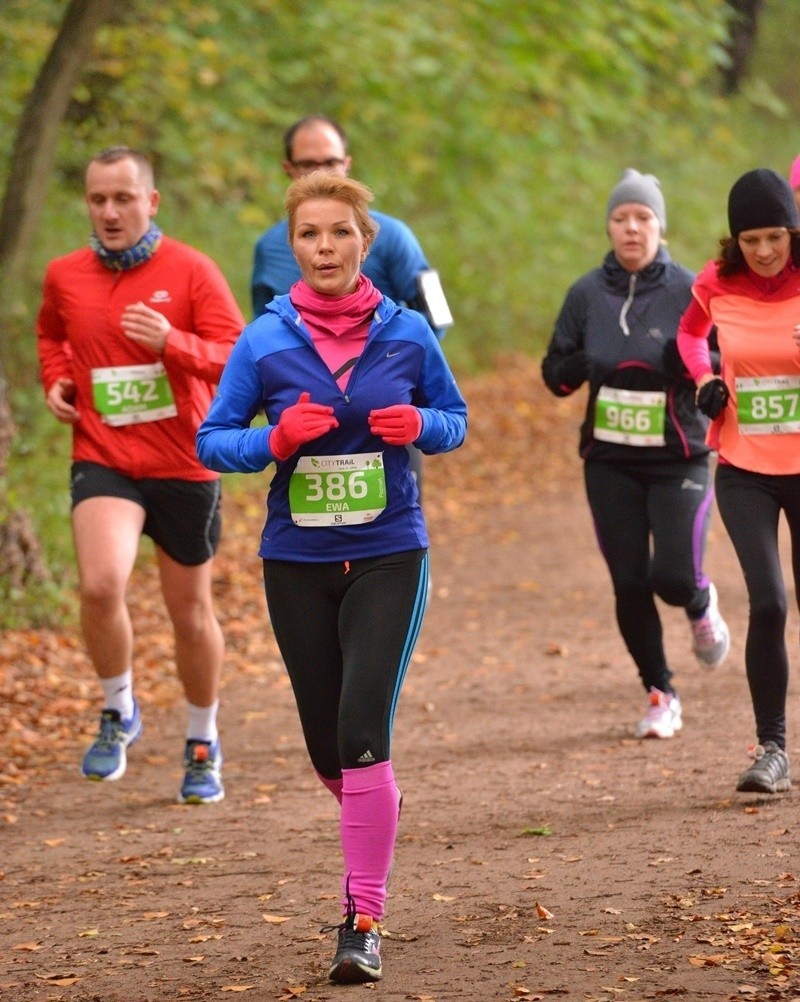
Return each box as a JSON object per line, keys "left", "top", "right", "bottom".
{"left": 721, "top": 0, "right": 764, "bottom": 95}
{"left": 0, "top": 375, "right": 49, "bottom": 590}
{"left": 0, "top": 0, "right": 118, "bottom": 314}
{"left": 0, "top": 0, "right": 117, "bottom": 597}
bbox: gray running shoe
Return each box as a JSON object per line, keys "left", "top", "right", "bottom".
{"left": 736, "top": 741, "right": 791, "bottom": 793}
{"left": 326, "top": 909, "right": 382, "bottom": 984}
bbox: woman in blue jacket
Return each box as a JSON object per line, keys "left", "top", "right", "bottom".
{"left": 197, "top": 173, "right": 467, "bottom": 985}
{"left": 542, "top": 169, "right": 729, "bottom": 741}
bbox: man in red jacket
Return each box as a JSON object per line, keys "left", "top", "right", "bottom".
{"left": 37, "top": 146, "right": 245, "bottom": 804}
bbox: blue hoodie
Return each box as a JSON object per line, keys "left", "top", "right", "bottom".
{"left": 197, "top": 293, "right": 467, "bottom": 561}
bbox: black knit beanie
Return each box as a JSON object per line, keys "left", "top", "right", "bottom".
{"left": 727, "top": 168, "right": 800, "bottom": 237}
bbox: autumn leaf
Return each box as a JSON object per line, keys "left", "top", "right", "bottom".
{"left": 688, "top": 954, "right": 729, "bottom": 967}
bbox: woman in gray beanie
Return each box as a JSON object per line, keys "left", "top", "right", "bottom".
{"left": 542, "top": 168, "right": 730, "bottom": 741}
{"left": 678, "top": 167, "right": 800, "bottom": 794}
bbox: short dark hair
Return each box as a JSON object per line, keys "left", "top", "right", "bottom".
{"left": 283, "top": 115, "right": 348, "bottom": 162}
{"left": 716, "top": 228, "right": 800, "bottom": 276}
{"left": 87, "top": 146, "right": 155, "bottom": 188}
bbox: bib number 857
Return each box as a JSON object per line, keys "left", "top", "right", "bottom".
{"left": 749, "top": 393, "right": 799, "bottom": 421}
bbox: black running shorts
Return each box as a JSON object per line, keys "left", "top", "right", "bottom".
{"left": 70, "top": 461, "right": 221, "bottom": 566}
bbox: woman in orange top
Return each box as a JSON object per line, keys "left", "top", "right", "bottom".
{"left": 678, "top": 168, "right": 800, "bottom": 795}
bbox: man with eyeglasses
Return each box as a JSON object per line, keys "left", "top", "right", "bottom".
{"left": 250, "top": 115, "right": 451, "bottom": 337}
{"left": 250, "top": 114, "right": 452, "bottom": 500}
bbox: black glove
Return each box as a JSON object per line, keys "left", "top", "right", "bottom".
{"left": 558, "top": 351, "right": 589, "bottom": 388}
{"left": 662, "top": 340, "right": 685, "bottom": 379}
{"left": 696, "top": 378, "right": 729, "bottom": 418}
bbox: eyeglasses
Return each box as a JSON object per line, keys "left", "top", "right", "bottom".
{"left": 290, "top": 158, "right": 346, "bottom": 172}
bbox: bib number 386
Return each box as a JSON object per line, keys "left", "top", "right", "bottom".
{"left": 289, "top": 452, "right": 387, "bottom": 526}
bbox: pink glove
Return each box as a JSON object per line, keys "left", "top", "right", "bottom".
{"left": 269, "top": 391, "right": 339, "bottom": 461}
{"left": 368, "top": 404, "right": 422, "bottom": 446}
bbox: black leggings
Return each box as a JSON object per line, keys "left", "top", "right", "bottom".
{"left": 715, "top": 464, "right": 800, "bottom": 749}
{"left": 263, "top": 549, "right": 428, "bottom": 778}
{"left": 584, "top": 457, "right": 714, "bottom": 694}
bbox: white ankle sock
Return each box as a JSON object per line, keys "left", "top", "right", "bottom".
{"left": 100, "top": 669, "right": 134, "bottom": 720}
{"left": 186, "top": 700, "right": 219, "bottom": 744}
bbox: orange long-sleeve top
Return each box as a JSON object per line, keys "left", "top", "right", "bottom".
{"left": 677, "top": 258, "right": 800, "bottom": 475}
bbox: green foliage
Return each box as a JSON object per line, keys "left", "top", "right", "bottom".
{"left": 0, "top": 0, "right": 732, "bottom": 373}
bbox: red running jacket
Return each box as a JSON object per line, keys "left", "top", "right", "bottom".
{"left": 37, "top": 237, "right": 245, "bottom": 481}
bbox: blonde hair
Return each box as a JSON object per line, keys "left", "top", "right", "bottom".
{"left": 285, "top": 173, "right": 379, "bottom": 249}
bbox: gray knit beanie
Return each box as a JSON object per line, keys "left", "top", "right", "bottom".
{"left": 606, "top": 168, "right": 667, "bottom": 232}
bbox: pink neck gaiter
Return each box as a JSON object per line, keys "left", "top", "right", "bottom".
{"left": 290, "top": 275, "right": 382, "bottom": 390}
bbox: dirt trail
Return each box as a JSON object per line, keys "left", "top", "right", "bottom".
{"left": 2, "top": 357, "right": 799, "bottom": 1002}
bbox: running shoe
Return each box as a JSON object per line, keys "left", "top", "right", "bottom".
{"left": 81, "top": 702, "right": 142, "bottom": 781}
{"left": 178, "top": 739, "right": 225, "bottom": 804}
{"left": 690, "top": 583, "right": 730, "bottom": 669}
{"left": 326, "top": 908, "right": 382, "bottom": 984}
{"left": 635, "top": 687, "right": 682, "bottom": 739}
{"left": 736, "top": 741, "right": 791, "bottom": 794}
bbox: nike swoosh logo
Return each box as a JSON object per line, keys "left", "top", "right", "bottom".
{"left": 386, "top": 350, "right": 400, "bottom": 358}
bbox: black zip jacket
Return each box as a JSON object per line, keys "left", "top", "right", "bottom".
{"left": 541, "top": 247, "right": 711, "bottom": 462}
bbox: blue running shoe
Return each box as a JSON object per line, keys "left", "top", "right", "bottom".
{"left": 178, "top": 739, "right": 225, "bottom": 804}
{"left": 81, "top": 702, "right": 142, "bottom": 781}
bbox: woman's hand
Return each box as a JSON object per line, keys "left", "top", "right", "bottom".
{"left": 558, "top": 351, "right": 588, "bottom": 388}
{"left": 695, "top": 375, "right": 729, "bottom": 418}
{"left": 269, "top": 391, "right": 339, "bottom": 461}
{"left": 368, "top": 404, "right": 423, "bottom": 445}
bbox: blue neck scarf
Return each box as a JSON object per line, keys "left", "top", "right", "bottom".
{"left": 90, "top": 222, "right": 162, "bottom": 271}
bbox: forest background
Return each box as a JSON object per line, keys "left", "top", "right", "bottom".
{"left": 0, "top": 0, "right": 798, "bottom": 627}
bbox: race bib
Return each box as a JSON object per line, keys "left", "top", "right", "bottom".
{"left": 736, "top": 375, "right": 800, "bottom": 435}
{"left": 91, "top": 362, "right": 177, "bottom": 426}
{"left": 593, "top": 386, "right": 666, "bottom": 446}
{"left": 289, "top": 452, "right": 387, "bottom": 526}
